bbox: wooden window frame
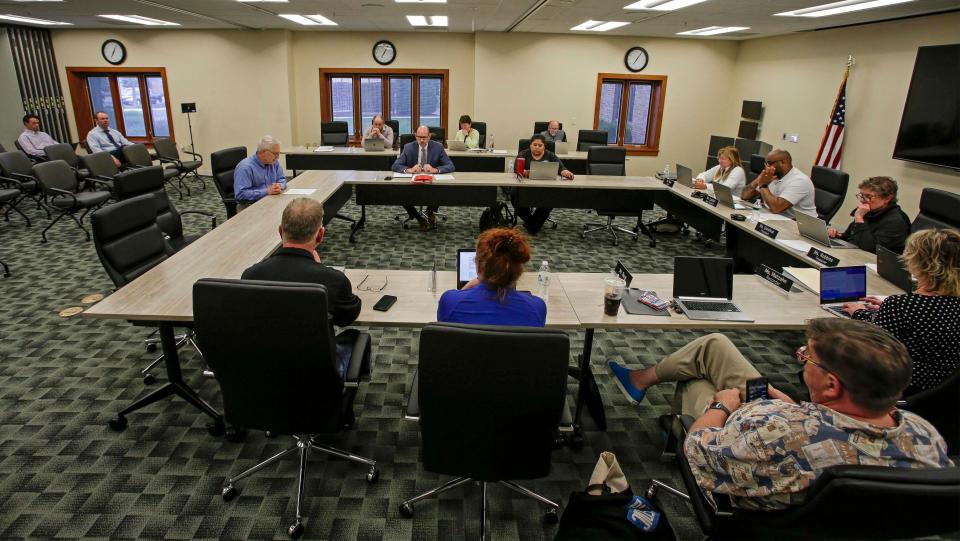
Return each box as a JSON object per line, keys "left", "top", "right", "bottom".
{"left": 319, "top": 68, "right": 449, "bottom": 145}
{"left": 593, "top": 73, "right": 667, "bottom": 156}
{"left": 66, "top": 67, "right": 175, "bottom": 145}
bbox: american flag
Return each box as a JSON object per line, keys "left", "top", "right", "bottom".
{"left": 814, "top": 73, "right": 847, "bottom": 168}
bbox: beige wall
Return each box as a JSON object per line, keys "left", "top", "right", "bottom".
{"left": 0, "top": 28, "right": 26, "bottom": 148}
{"left": 730, "top": 12, "right": 960, "bottom": 219}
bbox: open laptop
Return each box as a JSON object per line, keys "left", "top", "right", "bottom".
{"left": 676, "top": 164, "right": 694, "bottom": 188}
{"left": 457, "top": 249, "right": 477, "bottom": 289}
{"left": 363, "top": 138, "right": 385, "bottom": 152}
{"left": 876, "top": 245, "right": 915, "bottom": 292}
{"left": 553, "top": 141, "right": 569, "bottom": 155}
{"left": 528, "top": 160, "right": 560, "bottom": 180}
{"left": 796, "top": 212, "right": 857, "bottom": 249}
{"left": 819, "top": 266, "right": 867, "bottom": 317}
{"left": 672, "top": 257, "right": 753, "bottom": 322}
{"left": 713, "top": 182, "right": 749, "bottom": 210}
{"left": 446, "top": 140, "right": 467, "bottom": 151}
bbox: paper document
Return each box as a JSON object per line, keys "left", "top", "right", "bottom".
{"left": 313, "top": 146, "right": 335, "bottom": 152}
{"left": 434, "top": 174, "right": 455, "bottom": 181}
{"left": 284, "top": 188, "right": 316, "bottom": 195}
{"left": 491, "top": 150, "right": 509, "bottom": 155}
{"left": 393, "top": 173, "right": 413, "bottom": 178}
{"left": 782, "top": 267, "right": 821, "bottom": 294}
{"left": 866, "top": 263, "right": 877, "bottom": 272}
{"left": 778, "top": 239, "right": 815, "bottom": 252}
{"left": 760, "top": 213, "right": 794, "bottom": 222}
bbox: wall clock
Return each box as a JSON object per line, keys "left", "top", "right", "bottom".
{"left": 624, "top": 46, "right": 648, "bottom": 73}
{"left": 102, "top": 39, "right": 126, "bottom": 65}
{"left": 373, "top": 40, "right": 396, "bottom": 66}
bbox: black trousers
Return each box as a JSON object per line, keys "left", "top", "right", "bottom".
{"left": 403, "top": 206, "right": 439, "bottom": 221}
{"left": 510, "top": 189, "right": 551, "bottom": 233}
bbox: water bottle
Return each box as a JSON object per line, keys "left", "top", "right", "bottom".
{"left": 751, "top": 199, "right": 762, "bottom": 223}
{"left": 506, "top": 158, "right": 515, "bottom": 175}
{"left": 537, "top": 260, "right": 551, "bottom": 300}
{"left": 488, "top": 133, "right": 495, "bottom": 150}
{"left": 662, "top": 163, "right": 671, "bottom": 179}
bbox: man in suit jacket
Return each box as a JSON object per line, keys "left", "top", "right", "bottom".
{"left": 391, "top": 125, "right": 455, "bottom": 231}
{"left": 241, "top": 198, "right": 362, "bottom": 380}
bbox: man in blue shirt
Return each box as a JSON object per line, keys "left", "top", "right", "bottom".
{"left": 234, "top": 135, "right": 287, "bottom": 211}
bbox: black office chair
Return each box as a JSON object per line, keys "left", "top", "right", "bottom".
{"left": 810, "top": 165, "right": 849, "bottom": 223}
{"left": 79, "top": 151, "right": 122, "bottom": 195}
{"left": 398, "top": 133, "right": 415, "bottom": 149}
{"left": 122, "top": 143, "right": 182, "bottom": 197}
{"left": 0, "top": 150, "right": 48, "bottom": 215}
{"left": 399, "top": 323, "right": 570, "bottom": 538}
{"left": 912, "top": 187, "right": 960, "bottom": 232}
{"left": 581, "top": 146, "right": 656, "bottom": 247}
{"left": 898, "top": 367, "right": 960, "bottom": 453}
{"left": 576, "top": 130, "right": 608, "bottom": 151}
{"left": 210, "top": 146, "right": 246, "bottom": 218}
{"left": 44, "top": 143, "right": 90, "bottom": 184}
{"left": 749, "top": 153, "right": 765, "bottom": 184}
{"left": 0, "top": 169, "right": 32, "bottom": 227}
{"left": 384, "top": 119, "right": 400, "bottom": 149}
{"left": 648, "top": 415, "right": 960, "bottom": 539}
{"left": 472, "top": 121, "right": 487, "bottom": 148}
{"left": 517, "top": 138, "right": 555, "bottom": 154}
{"left": 153, "top": 138, "right": 204, "bottom": 194}
{"left": 428, "top": 126, "right": 445, "bottom": 143}
{"left": 533, "top": 121, "right": 566, "bottom": 141}
{"left": 193, "top": 278, "right": 377, "bottom": 540}
{"left": 32, "top": 160, "right": 111, "bottom": 243}
{"left": 321, "top": 121, "right": 349, "bottom": 146}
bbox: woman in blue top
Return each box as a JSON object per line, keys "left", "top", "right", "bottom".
{"left": 437, "top": 227, "right": 546, "bottom": 327}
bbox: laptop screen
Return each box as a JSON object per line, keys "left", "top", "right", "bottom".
{"left": 457, "top": 249, "right": 477, "bottom": 289}
{"left": 819, "top": 266, "right": 867, "bottom": 304}
{"left": 673, "top": 257, "right": 734, "bottom": 299}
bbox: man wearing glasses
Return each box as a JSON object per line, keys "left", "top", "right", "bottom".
{"left": 740, "top": 149, "right": 817, "bottom": 218}
{"left": 392, "top": 125, "right": 455, "bottom": 231}
{"left": 234, "top": 135, "right": 287, "bottom": 212}
{"left": 242, "top": 198, "right": 362, "bottom": 381}
{"left": 826, "top": 176, "right": 911, "bottom": 253}
{"left": 609, "top": 319, "right": 951, "bottom": 511}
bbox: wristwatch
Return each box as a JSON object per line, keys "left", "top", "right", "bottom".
{"left": 708, "top": 401, "right": 731, "bottom": 415}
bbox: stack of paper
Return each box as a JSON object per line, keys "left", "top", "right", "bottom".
{"left": 782, "top": 267, "right": 820, "bottom": 294}
{"left": 313, "top": 146, "right": 335, "bottom": 152}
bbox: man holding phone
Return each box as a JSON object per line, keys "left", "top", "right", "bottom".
{"left": 234, "top": 135, "right": 287, "bottom": 212}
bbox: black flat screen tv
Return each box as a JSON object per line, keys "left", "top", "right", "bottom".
{"left": 892, "top": 44, "right": 960, "bottom": 170}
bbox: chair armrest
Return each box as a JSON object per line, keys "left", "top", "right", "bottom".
{"left": 49, "top": 187, "right": 78, "bottom": 206}
{"left": 0, "top": 174, "right": 26, "bottom": 189}
{"left": 158, "top": 156, "right": 184, "bottom": 168}
{"left": 181, "top": 149, "right": 203, "bottom": 162}
{"left": 179, "top": 209, "right": 218, "bottom": 230}
{"left": 9, "top": 172, "right": 36, "bottom": 183}
{"left": 88, "top": 178, "right": 113, "bottom": 189}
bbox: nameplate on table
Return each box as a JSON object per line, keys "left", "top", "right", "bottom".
{"left": 757, "top": 264, "right": 794, "bottom": 292}
{"left": 755, "top": 222, "right": 779, "bottom": 239}
{"left": 662, "top": 178, "right": 675, "bottom": 188}
{"left": 702, "top": 194, "right": 719, "bottom": 207}
{"left": 807, "top": 247, "right": 840, "bottom": 267}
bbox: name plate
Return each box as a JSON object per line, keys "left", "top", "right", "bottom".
{"left": 702, "top": 194, "right": 719, "bottom": 207}
{"left": 757, "top": 264, "right": 794, "bottom": 292}
{"left": 662, "top": 178, "right": 675, "bottom": 188}
{"left": 807, "top": 247, "right": 840, "bottom": 267}
{"left": 755, "top": 222, "right": 779, "bottom": 239}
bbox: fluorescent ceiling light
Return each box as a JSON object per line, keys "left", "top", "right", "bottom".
{"left": 0, "top": 13, "right": 71, "bottom": 24}
{"left": 775, "top": 0, "right": 914, "bottom": 17}
{"left": 13, "top": 1, "right": 64, "bottom": 2}
{"left": 677, "top": 25, "right": 749, "bottom": 35}
{"left": 237, "top": 0, "right": 288, "bottom": 2}
{"left": 395, "top": 0, "right": 446, "bottom": 3}
{"left": 624, "top": 0, "right": 710, "bottom": 11}
{"left": 278, "top": 14, "right": 337, "bottom": 25}
{"left": 406, "top": 15, "right": 447, "bottom": 26}
{"left": 571, "top": 20, "right": 629, "bottom": 31}
{"left": 99, "top": 14, "right": 179, "bottom": 26}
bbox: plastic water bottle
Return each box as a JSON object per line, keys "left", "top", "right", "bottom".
{"left": 506, "top": 158, "right": 515, "bottom": 175}
{"left": 751, "top": 199, "right": 762, "bottom": 223}
{"left": 488, "top": 133, "right": 495, "bottom": 150}
{"left": 537, "top": 260, "right": 551, "bottom": 300}
{"left": 662, "top": 163, "right": 671, "bottom": 179}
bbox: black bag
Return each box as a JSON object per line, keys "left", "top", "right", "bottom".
{"left": 479, "top": 202, "right": 511, "bottom": 231}
{"left": 555, "top": 487, "right": 674, "bottom": 541}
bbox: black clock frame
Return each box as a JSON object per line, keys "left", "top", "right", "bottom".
{"left": 624, "top": 46, "right": 649, "bottom": 73}
{"left": 372, "top": 40, "right": 396, "bottom": 66}
{"left": 102, "top": 39, "right": 126, "bottom": 66}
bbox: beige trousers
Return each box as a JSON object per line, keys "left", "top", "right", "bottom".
{"left": 653, "top": 333, "right": 761, "bottom": 417}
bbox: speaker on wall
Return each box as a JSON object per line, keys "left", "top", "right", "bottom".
{"left": 741, "top": 100, "right": 762, "bottom": 121}
{"left": 738, "top": 120, "right": 759, "bottom": 140}
{"left": 708, "top": 135, "right": 735, "bottom": 156}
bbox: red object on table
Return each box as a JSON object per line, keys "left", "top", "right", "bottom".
{"left": 515, "top": 157, "right": 526, "bottom": 175}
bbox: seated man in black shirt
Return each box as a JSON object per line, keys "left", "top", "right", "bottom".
{"left": 241, "top": 197, "right": 362, "bottom": 379}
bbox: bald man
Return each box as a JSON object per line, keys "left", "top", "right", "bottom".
{"left": 391, "top": 125, "right": 455, "bottom": 231}
{"left": 740, "top": 149, "right": 817, "bottom": 218}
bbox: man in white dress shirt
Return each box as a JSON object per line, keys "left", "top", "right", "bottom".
{"left": 17, "top": 114, "right": 58, "bottom": 160}
{"left": 86, "top": 111, "right": 132, "bottom": 167}
{"left": 740, "top": 149, "right": 817, "bottom": 218}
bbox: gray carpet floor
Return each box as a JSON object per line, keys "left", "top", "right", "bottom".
{"left": 0, "top": 176, "right": 849, "bottom": 540}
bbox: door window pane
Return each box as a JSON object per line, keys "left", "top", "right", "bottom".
{"left": 625, "top": 83, "right": 652, "bottom": 146}
{"left": 389, "top": 77, "right": 412, "bottom": 135}
{"left": 87, "top": 76, "right": 116, "bottom": 126}
{"left": 118, "top": 76, "right": 146, "bottom": 137}
{"left": 359, "top": 77, "right": 383, "bottom": 132}
{"left": 418, "top": 78, "right": 441, "bottom": 129}
{"left": 146, "top": 76, "right": 170, "bottom": 137}
{"left": 331, "top": 77, "right": 354, "bottom": 134}
{"left": 598, "top": 82, "right": 622, "bottom": 144}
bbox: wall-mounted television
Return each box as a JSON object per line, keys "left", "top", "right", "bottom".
{"left": 892, "top": 44, "right": 960, "bottom": 170}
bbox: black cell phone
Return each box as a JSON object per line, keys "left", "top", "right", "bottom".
{"left": 373, "top": 295, "right": 397, "bottom": 312}
{"left": 746, "top": 377, "right": 768, "bottom": 402}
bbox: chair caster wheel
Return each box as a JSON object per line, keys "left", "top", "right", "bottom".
{"left": 544, "top": 506, "right": 559, "bottom": 524}
{"left": 403, "top": 224, "right": 410, "bottom": 230}
{"left": 645, "top": 485, "right": 657, "bottom": 500}
{"left": 681, "top": 229, "right": 690, "bottom": 236}
{"left": 222, "top": 484, "right": 238, "bottom": 501}
{"left": 553, "top": 434, "right": 567, "bottom": 450}
{"left": 366, "top": 466, "right": 379, "bottom": 483}
{"left": 207, "top": 420, "right": 225, "bottom": 437}
{"left": 146, "top": 343, "right": 158, "bottom": 352}
{"left": 613, "top": 240, "right": 619, "bottom": 246}
{"left": 225, "top": 426, "right": 247, "bottom": 442}
{"left": 580, "top": 232, "right": 586, "bottom": 239}
{"left": 287, "top": 521, "right": 304, "bottom": 539}
{"left": 142, "top": 374, "right": 156, "bottom": 385}
{"left": 569, "top": 433, "right": 584, "bottom": 451}
{"left": 649, "top": 241, "right": 656, "bottom": 248}
{"left": 108, "top": 415, "right": 128, "bottom": 431}
{"left": 399, "top": 502, "right": 414, "bottom": 518}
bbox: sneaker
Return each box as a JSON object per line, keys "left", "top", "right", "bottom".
{"left": 608, "top": 360, "right": 646, "bottom": 405}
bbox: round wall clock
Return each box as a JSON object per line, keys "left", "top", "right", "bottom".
{"left": 102, "top": 39, "right": 126, "bottom": 65}
{"left": 373, "top": 40, "right": 396, "bottom": 66}
{"left": 624, "top": 46, "right": 649, "bottom": 73}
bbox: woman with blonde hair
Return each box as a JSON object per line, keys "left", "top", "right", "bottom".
{"left": 844, "top": 228, "right": 960, "bottom": 393}
{"left": 694, "top": 146, "right": 746, "bottom": 194}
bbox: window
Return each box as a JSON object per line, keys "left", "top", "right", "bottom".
{"left": 66, "top": 67, "right": 174, "bottom": 143}
{"left": 594, "top": 73, "right": 667, "bottom": 155}
{"left": 320, "top": 68, "right": 448, "bottom": 143}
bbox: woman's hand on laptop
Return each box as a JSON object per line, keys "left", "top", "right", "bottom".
{"left": 859, "top": 296, "right": 884, "bottom": 309}
{"left": 841, "top": 302, "right": 867, "bottom": 316}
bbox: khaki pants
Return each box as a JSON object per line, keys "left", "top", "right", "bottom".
{"left": 653, "top": 333, "right": 761, "bottom": 417}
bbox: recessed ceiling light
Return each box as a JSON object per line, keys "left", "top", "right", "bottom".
{"left": 0, "top": 13, "right": 71, "bottom": 24}
{"left": 406, "top": 15, "right": 447, "bottom": 26}
{"left": 396, "top": 0, "right": 446, "bottom": 3}
{"left": 236, "top": 0, "right": 288, "bottom": 2}
{"left": 278, "top": 14, "right": 337, "bottom": 25}
{"left": 624, "top": 0, "right": 710, "bottom": 11}
{"left": 775, "top": 0, "right": 914, "bottom": 17}
{"left": 570, "top": 20, "right": 629, "bottom": 31}
{"left": 677, "top": 25, "right": 749, "bottom": 35}
{"left": 99, "top": 14, "right": 179, "bottom": 26}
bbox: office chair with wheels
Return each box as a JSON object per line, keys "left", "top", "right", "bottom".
{"left": 320, "top": 121, "right": 349, "bottom": 146}
{"left": 44, "top": 143, "right": 90, "bottom": 183}
{"left": 14, "top": 139, "right": 43, "bottom": 163}
{"left": 472, "top": 121, "right": 487, "bottom": 148}
{"left": 898, "top": 367, "right": 960, "bottom": 453}
{"left": 398, "top": 133, "right": 415, "bottom": 149}
{"left": 210, "top": 146, "right": 246, "bottom": 218}
{"left": 428, "top": 126, "right": 445, "bottom": 143}
{"left": 577, "top": 130, "right": 608, "bottom": 151}
{"left": 810, "top": 165, "right": 849, "bottom": 223}
{"left": 912, "top": 187, "right": 960, "bottom": 232}
{"left": 193, "top": 278, "right": 377, "bottom": 540}
{"left": 581, "top": 146, "right": 656, "bottom": 247}
{"left": 32, "top": 160, "right": 111, "bottom": 243}
{"left": 0, "top": 150, "right": 48, "bottom": 215}
{"left": 533, "top": 121, "right": 565, "bottom": 141}
{"left": 384, "top": 119, "right": 400, "bottom": 149}
{"left": 122, "top": 143, "right": 182, "bottom": 196}
{"left": 748, "top": 153, "right": 765, "bottom": 184}
{"left": 153, "top": 138, "right": 204, "bottom": 194}
{"left": 518, "top": 139, "right": 556, "bottom": 155}
{"left": 400, "top": 323, "right": 571, "bottom": 539}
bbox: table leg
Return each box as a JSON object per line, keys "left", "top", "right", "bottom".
{"left": 572, "top": 328, "right": 607, "bottom": 443}
{"left": 349, "top": 205, "right": 366, "bottom": 244}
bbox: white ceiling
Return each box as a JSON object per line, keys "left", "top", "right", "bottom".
{"left": 0, "top": 0, "right": 957, "bottom": 39}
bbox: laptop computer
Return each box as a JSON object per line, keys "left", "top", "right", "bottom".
{"left": 876, "top": 245, "right": 915, "bottom": 292}
{"left": 554, "top": 141, "right": 569, "bottom": 155}
{"left": 713, "top": 182, "right": 749, "bottom": 210}
{"left": 363, "top": 138, "right": 385, "bottom": 152}
{"left": 457, "top": 249, "right": 477, "bottom": 289}
{"left": 819, "top": 266, "right": 867, "bottom": 317}
{"left": 672, "top": 257, "right": 753, "bottom": 322}
{"left": 796, "top": 212, "right": 858, "bottom": 249}
{"left": 676, "top": 164, "right": 694, "bottom": 188}
{"left": 528, "top": 160, "right": 560, "bottom": 180}
{"left": 446, "top": 139, "right": 467, "bottom": 151}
